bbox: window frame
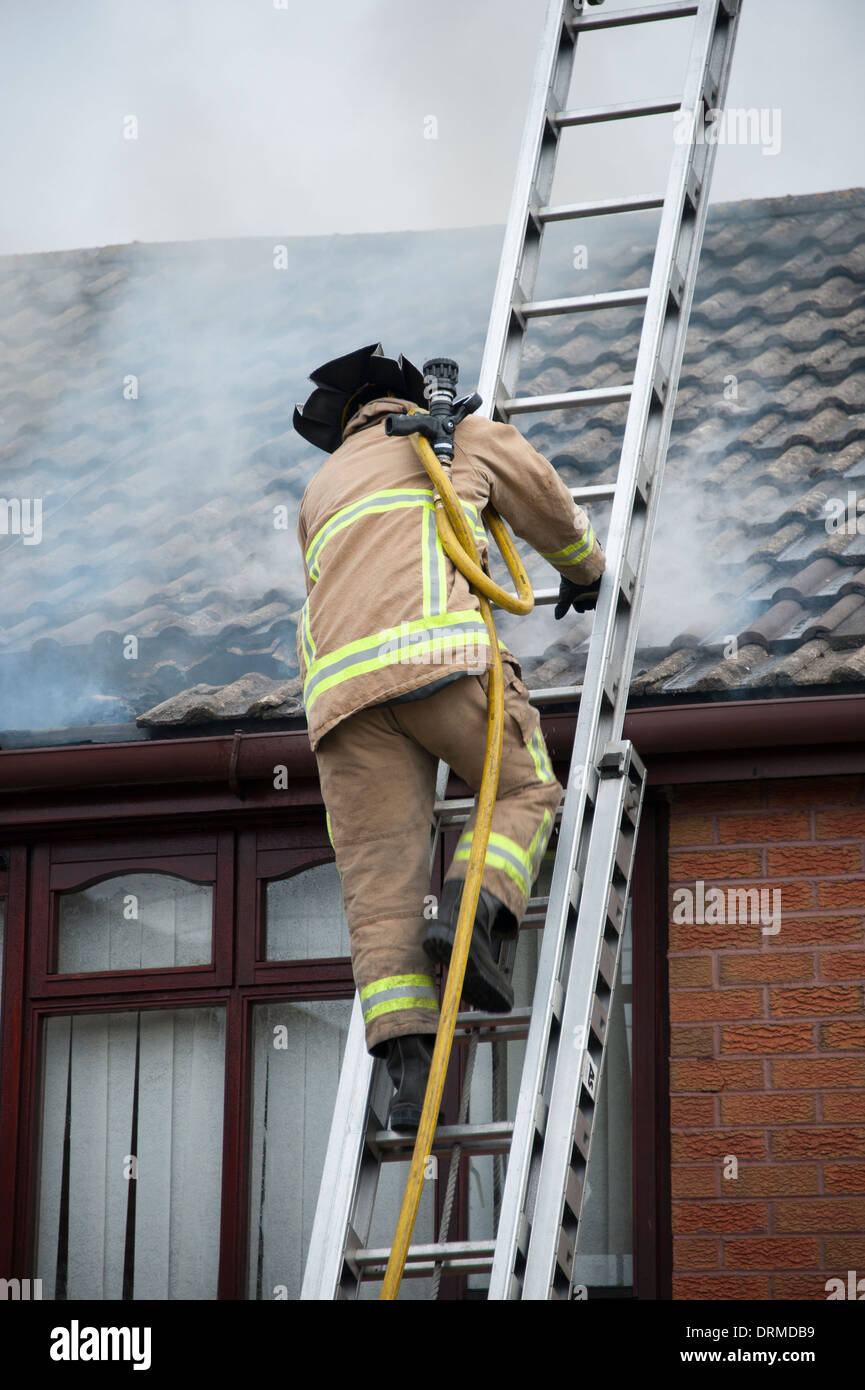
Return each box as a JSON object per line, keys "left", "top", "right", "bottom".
{"left": 28, "top": 831, "right": 235, "bottom": 998}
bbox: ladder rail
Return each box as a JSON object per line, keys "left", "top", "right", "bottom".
{"left": 489, "top": 0, "right": 742, "bottom": 1297}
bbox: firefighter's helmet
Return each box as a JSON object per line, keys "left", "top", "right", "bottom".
{"left": 293, "top": 343, "right": 427, "bottom": 454}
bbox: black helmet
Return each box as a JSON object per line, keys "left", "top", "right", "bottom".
{"left": 292, "top": 343, "right": 427, "bottom": 454}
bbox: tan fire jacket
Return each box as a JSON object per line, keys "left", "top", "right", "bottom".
{"left": 296, "top": 397, "right": 605, "bottom": 750}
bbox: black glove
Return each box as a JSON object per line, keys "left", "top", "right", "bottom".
{"left": 554, "top": 576, "right": 602, "bottom": 619}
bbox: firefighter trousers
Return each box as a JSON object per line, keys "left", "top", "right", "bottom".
{"left": 313, "top": 662, "right": 563, "bottom": 1054}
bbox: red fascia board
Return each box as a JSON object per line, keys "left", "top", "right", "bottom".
{"left": 622, "top": 692, "right": 865, "bottom": 756}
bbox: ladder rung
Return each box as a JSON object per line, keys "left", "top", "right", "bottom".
{"left": 454, "top": 1005, "right": 533, "bottom": 1042}
{"left": 569, "top": 483, "right": 617, "bottom": 501}
{"left": 505, "top": 385, "right": 632, "bottom": 414}
{"left": 538, "top": 193, "right": 663, "bottom": 223}
{"left": 521, "top": 287, "right": 649, "bottom": 318}
{"left": 574, "top": 1, "right": 699, "bottom": 30}
{"left": 373, "top": 1121, "right": 514, "bottom": 1159}
{"left": 528, "top": 685, "right": 583, "bottom": 704}
{"left": 553, "top": 97, "right": 680, "bottom": 127}
{"left": 433, "top": 796, "right": 475, "bottom": 820}
{"left": 353, "top": 1239, "right": 496, "bottom": 1278}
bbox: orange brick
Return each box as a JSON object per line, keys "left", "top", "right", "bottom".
{"left": 816, "top": 809, "right": 865, "bottom": 838}
{"left": 670, "top": 1025, "right": 715, "bottom": 1057}
{"left": 824, "top": 1093, "right": 865, "bottom": 1122}
{"left": 775, "top": 1198, "right": 865, "bottom": 1232}
{"left": 769, "top": 985, "right": 862, "bottom": 1016}
{"left": 674, "top": 1236, "right": 720, "bottom": 1269}
{"left": 820, "top": 950, "right": 865, "bottom": 981}
{"left": 669, "top": 922, "right": 763, "bottom": 950}
{"left": 718, "top": 811, "right": 811, "bottom": 844}
{"left": 818, "top": 880, "right": 865, "bottom": 909}
{"left": 769, "top": 845, "right": 862, "bottom": 875}
{"left": 671, "top": 1130, "right": 766, "bottom": 1162}
{"left": 671, "top": 1166, "right": 720, "bottom": 1198}
{"left": 669, "top": 955, "right": 714, "bottom": 988}
{"left": 670, "top": 850, "right": 764, "bottom": 880}
{"left": 773, "top": 1272, "right": 833, "bottom": 1299}
{"left": 754, "top": 880, "right": 815, "bottom": 910}
{"left": 673, "top": 1274, "right": 770, "bottom": 1299}
{"left": 771, "top": 1128, "right": 865, "bottom": 1160}
{"left": 670, "top": 1058, "right": 765, "bottom": 1092}
{"left": 777, "top": 915, "right": 864, "bottom": 946}
{"left": 721, "top": 1094, "right": 816, "bottom": 1124}
{"left": 768, "top": 777, "right": 864, "bottom": 808}
{"left": 825, "top": 1164, "right": 865, "bottom": 1194}
{"left": 670, "top": 989, "right": 763, "bottom": 1023}
{"left": 822, "top": 1021, "right": 865, "bottom": 1049}
{"left": 730, "top": 1164, "right": 818, "bottom": 1197}
{"left": 825, "top": 1236, "right": 865, "bottom": 1265}
{"left": 673, "top": 1201, "right": 768, "bottom": 1234}
{"left": 720, "top": 952, "right": 813, "bottom": 984}
{"left": 723, "top": 1237, "right": 819, "bottom": 1269}
{"left": 671, "top": 1096, "right": 716, "bottom": 1126}
{"left": 670, "top": 815, "right": 716, "bottom": 846}
{"left": 720, "top": 1024, "right": 813, "bottom": 1055}
{"left": 772, "top": 1058, "right": 865, "bottom": 1089}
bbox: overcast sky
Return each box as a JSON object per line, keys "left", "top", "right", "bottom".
{"left": 0, "top": 0, "right": 863, "bottom": 256}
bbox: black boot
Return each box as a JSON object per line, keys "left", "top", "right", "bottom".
{"left": 423, "top": 879, "right": 515, "bottom": 1014}
{"left": 385, "top": 1034, "right": 437, "bottom": 1132}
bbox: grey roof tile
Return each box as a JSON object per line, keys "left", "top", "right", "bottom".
{"left": 2, "top": 189, "right": 865, "bottom": 735}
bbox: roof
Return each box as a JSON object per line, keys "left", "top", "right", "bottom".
{"left": 1, "top": 187, "right": 863, "bottom": 743}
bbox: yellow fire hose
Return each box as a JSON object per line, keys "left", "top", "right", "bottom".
{"left": 380, "top": 422, "right": 534, "bottom": 1300}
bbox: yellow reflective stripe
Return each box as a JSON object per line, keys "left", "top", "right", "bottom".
{"left": 454, "top": 844, "right": 529, "bottom": 896}
{"left": 303, "top": 611, "right": 490, "bottom": 710}
{"left": 300, "top": 598, "right": 315, "bottom": 667}
{"left": 420, "top": 501, "right": 448, "bottom": 618}
{"left": 461, "top": 500, "right": 487, "bottom": 554}
{"left": 361, "top": 972, "right": 438, "bottom": 1025}
{"left": 364, "top": 997, "right": 439, "bottom": 1024}
{"left": 528, "top": 809, "right": 554, "bottom": 880}
{"left": 454, "top": 828, "right": 533, "bottom": 896}
{"left": 306, "top": 488, "right": 435, "bottom": 581}
{"left": 325, "top": 810, "right": 334, "bottom": 848}
{"left": 528, "top": 726, "right": 555, "bottom": 784}
{"left": 360, "top": 972, "right": 435, "bottom": 1000}
{"left": 539, "top": 523, "right": 594, "bottom": 566}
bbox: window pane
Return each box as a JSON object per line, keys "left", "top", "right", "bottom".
{"left": 264, "top": 863, "right": 349, "bottom": 961}
{"left": 247, "top": 999, "right": 352, "bottom": 1299}
{"left": 56, "top": 873, "right": 213, "bottom": 972}
{"left": 36, "top": 1007, "right": 225, "bottom": 1299}
{"left": 247, "top": 998, "right": 436, "bottom": 1301}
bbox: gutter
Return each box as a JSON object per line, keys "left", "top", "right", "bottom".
{"left": 2, "top": 691, "right": 865, "bottom": 800}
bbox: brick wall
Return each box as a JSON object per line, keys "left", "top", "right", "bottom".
{"left": 667, "top": 773, "right": 865, "bottom": 1300}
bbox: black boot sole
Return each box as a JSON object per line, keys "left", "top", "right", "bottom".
{"left": 423, "top": 925, "right": 514, "bottom": 1015}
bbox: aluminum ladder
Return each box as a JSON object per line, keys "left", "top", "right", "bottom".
{"left": 301, "top": 0, "right": 742, "bottom": 1300}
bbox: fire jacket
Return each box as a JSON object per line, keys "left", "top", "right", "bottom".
{"left": 296, "top": 396, "right": 606, "bottom": 751}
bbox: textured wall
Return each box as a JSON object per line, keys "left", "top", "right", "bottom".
{"left": 667, "top": 774, "right": 865, "bottom": 1299}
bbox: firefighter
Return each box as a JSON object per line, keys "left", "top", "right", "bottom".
{"left": 293, "top": 344, "right": 605, "bottom": 1129}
